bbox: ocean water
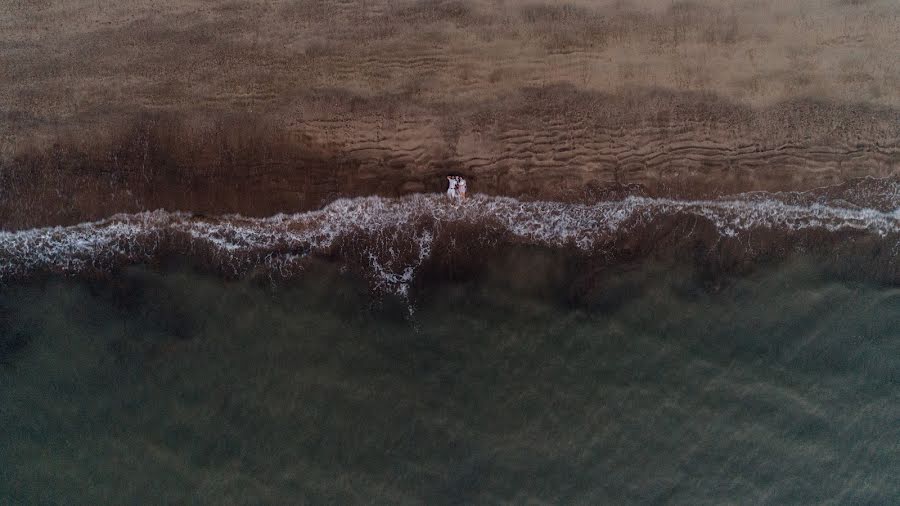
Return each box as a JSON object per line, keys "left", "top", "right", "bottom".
{"left": 1, "top": 251, "right": 898, "bottom": 504}
{"left": 1, "top": 182, "right": 899, "bottom": 504}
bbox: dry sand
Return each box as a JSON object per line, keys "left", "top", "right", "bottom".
{"left": 1, "top": 0, "right": 898, "bottom": 228}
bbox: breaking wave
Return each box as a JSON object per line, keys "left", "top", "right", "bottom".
{"left": 2, "top": 178, "right": 899, "bottom": 300}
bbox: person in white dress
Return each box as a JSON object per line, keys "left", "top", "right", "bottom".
{"left": 457, "top": 176, "right": 467, "bottom": 200}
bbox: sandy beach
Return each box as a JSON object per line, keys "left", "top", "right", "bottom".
{"left": 2, "top": 0, "right": 898, "bottom": 228}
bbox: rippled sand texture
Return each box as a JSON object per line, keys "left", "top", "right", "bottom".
{"left": 2, "top": 0, "right": 899, "bottom": 229}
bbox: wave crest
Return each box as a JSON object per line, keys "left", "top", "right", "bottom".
{"left": 2, "top": 181, "right": 899, "bottom": 297}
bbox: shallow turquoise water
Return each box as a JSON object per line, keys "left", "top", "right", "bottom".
{"left": 1, "top": 252, "right": 898, "bottom": 504}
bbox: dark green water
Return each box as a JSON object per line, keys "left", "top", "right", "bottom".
{"left": 1, "top": 252, "right": 898, "bottom": 504}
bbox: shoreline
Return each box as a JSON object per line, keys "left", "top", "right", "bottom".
{"left": 3, "top": 189, "right": 898, "bottom": 290}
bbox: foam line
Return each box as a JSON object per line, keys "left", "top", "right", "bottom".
{"left": 2, "top": 191, "right": 898, "bottom": 296}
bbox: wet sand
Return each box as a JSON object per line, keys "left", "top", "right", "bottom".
{"left": 2, "top": 0, "right": 899, "bottom": 229}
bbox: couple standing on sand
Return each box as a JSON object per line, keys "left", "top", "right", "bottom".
{"left": 446, "top": 175, "right": 467, "bottom": 200}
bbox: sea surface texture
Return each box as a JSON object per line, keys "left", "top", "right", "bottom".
{"left": 2, "top": 179, "right": 899, "bottom": 504}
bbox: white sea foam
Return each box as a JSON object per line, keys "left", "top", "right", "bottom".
{"left": 2, "top": 192, "right": 899, "bottom": 296}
